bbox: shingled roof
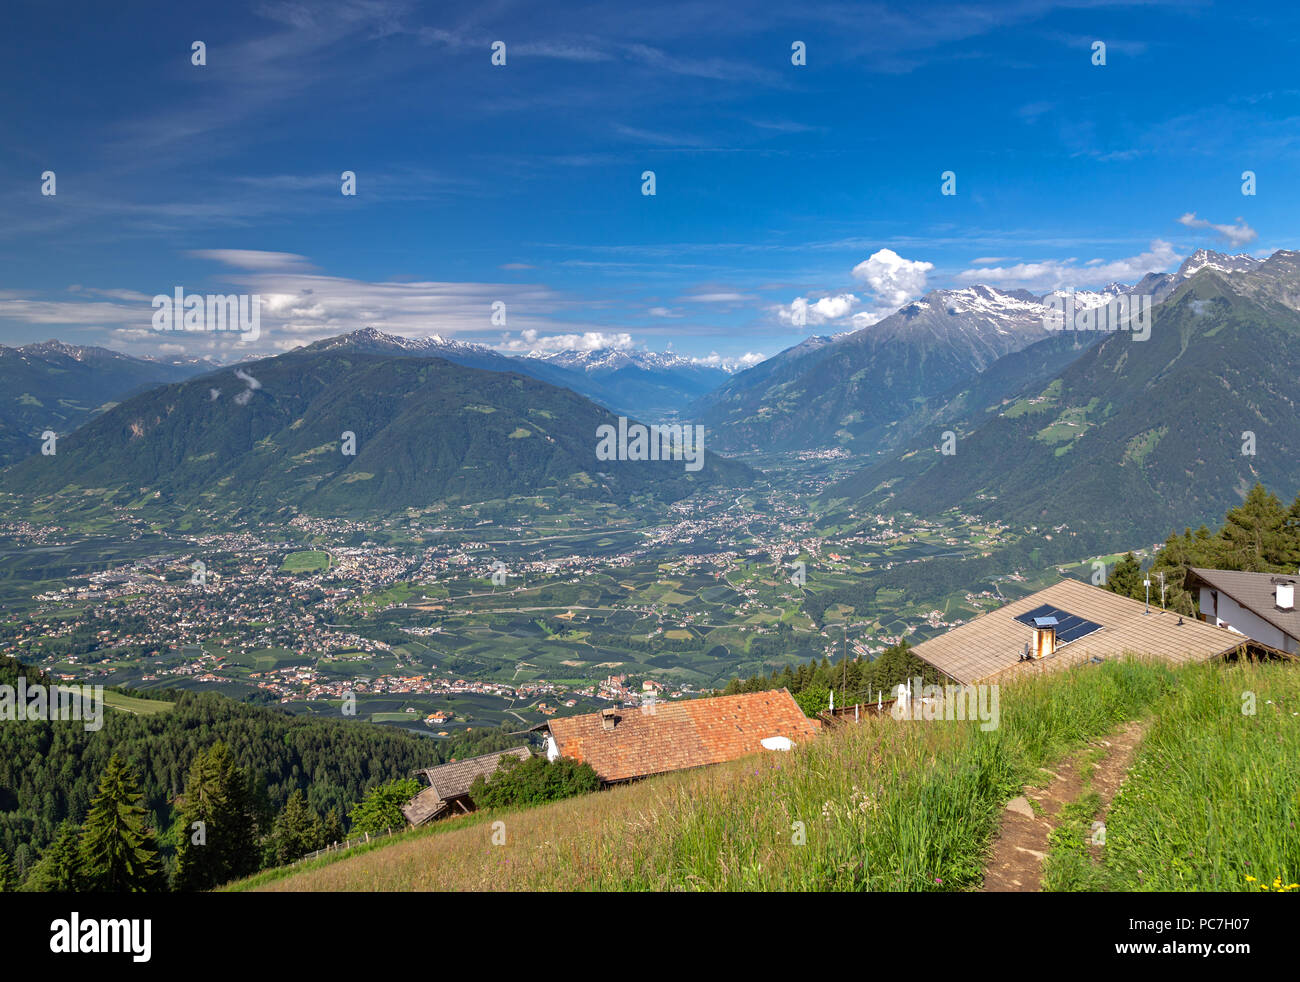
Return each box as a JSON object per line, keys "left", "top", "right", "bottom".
{"left": 910, "top": 578, "right": 1251, "bottom": 685}
{"left": 541, "top": 689, "right": 819, "bottom": 784}
{"left": 1186, "top": 567, "right": 1300, "bottom": 644}
{"left": 401, "top": 746, "right": 532, "bottom": 826}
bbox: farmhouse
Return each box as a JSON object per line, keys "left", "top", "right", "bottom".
{"left": 401, "top": 746, "right": 532, "bottom": 826}
{"left": 909, "top": 578, "right": 1272, "bottom": 686}
{"left": 1185, "top": 567, "right": 1300, "bottom": 655}
{"left": 535, "top": 688, "right": 819, "bottom": 784}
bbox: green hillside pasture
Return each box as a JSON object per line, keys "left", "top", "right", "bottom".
{"left": 251, "top": 658, "right": 1176, "bottom": 892}
{"left": 1044, "top": 661, "right": 1300, "bottom": 892}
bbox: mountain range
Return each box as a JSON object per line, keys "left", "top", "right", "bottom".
{"left": 304, "top": 328, "right": 728, "bottom": 419}
{"left": 3, "top": 347, "right": 752, "bottom": 521}
{"left": 5, "top": 247, "right": 1293, "bottom": 540}
{"left": 825, "top": 251, "right": 1300, "bottom": 543}
{"left": 695, "top": 285, "right": 1071, "bottom": 453}
{"left": 0, "top": 341, "right": 203, "bottom": 466}
{"left": 695, "top": 250, "right": 1258, "bottom": 456}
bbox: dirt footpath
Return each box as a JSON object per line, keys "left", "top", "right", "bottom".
{"left": 980, "top": 719, "right": 1148, "bottom": 892}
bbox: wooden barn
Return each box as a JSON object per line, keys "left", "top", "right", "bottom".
{"left": 400, "top": 746, "right": 532, "bottom": 826}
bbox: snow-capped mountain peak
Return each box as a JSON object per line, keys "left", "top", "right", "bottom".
{"left": 1177, "top": 248, "right": 1263, "bottom": 278}
{"left": 307, "top": 327, "right": 494, "bottom": 357}
{"left": 529, "top": 346, "right": 718, "bottom": 374}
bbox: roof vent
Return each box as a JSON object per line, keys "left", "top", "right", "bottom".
{"left": 1276, "top": 580, "right": 1295, "bottom": 611}
{"left": 600, "top": 708, "right": 619, "bottom": 731}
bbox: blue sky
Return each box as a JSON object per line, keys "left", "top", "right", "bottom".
{"left": 2, "top": 0, "right": 1297, "bottom": 365}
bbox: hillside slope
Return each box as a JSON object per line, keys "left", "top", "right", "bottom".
{"left": 827, "top": 270, "right": 1300, "bottom": 543}
{"left": 242, "top": 660, "right": 1297, "bottom": 893}
{"left": 696, "top": 287, "right": 1060, "bottom": 454}
{"left": 244, "top": 658, "right": 1206, "bottom": 892}
{"left": 2, "top": 349, "right": 753, "bottom": 521}
{"left": 0, "top": 341, "right": 199, "bottom": 466}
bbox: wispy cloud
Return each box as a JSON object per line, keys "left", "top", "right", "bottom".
{"left": 1177, "top": 212, "right": 1258, "bottom": 248}
{"left": 958, "top": 240, "right": 1182, "bottom": 291}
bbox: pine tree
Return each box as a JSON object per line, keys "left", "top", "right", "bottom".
{"left": 320, "top": 807, "right": 344, "bottom": 847}
{"left": 13, "top": 843, "right": 31, "bottom": 883}
{"left": 78, "top": 754, "right": 165, "bottom": 892}
{"left": 268, "top": 789, "right": 324, "bottom": 866}
{"left": 25, "top": 821, "right": 84, "bottom": 892}
{"left": 794, "top": 663, "right": 810, "bottom": 691}
{"left": 172, "top": 742, "right": 259, "bottom": 891}
{"left": 779, "top": 665, "right": 795, "bottom": 691}
{"left": 1216, "top": 484, "right": 1289, "bottom": 571}
{"left": 1107, "top": 552, "right": 1144, "bottom": 600}
{"left": 0, "top": 848, "right": 15, "bottom": 892}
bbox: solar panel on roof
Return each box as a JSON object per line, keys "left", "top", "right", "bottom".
{"left": 1014, "top": 604, "right": 1102, "bottom": 645}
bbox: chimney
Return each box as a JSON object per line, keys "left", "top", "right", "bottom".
{"left": 1033, "top": 616, "right": 1058, "bottom": 660}
{"left": 600, "top": 708, "right": 619, "bottom": 731}
{"left": 1275, "top": 579, "right": 1295, "bottom": 611}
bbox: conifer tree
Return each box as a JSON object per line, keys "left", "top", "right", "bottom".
{"left": 779, "top": 665, "right": 795, "bottom": 691}
{"left": 320, "top": 807, "right": 344, "bottom": 847}
{"left": 1107, "top": 552, "right": 1144, "bottom": 600}
{"left": 1216, "top": 484, "right": 1289, "bottom": 571}
{"left": 268, "top": 789, "right": 323, "bottom": 866}
{"left": 0, "top": 848, "right": 15, "bottom": 892}
{"left": 24, "top": 821, "right": 83, "bottom": 892}
{"left": 78, "top": 754, "right": 164, "bottom": 892}
{"left": 173, "top": 742, "right": 259, "bottom": 891}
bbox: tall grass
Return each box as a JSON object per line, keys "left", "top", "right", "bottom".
{"left": 1048, "top": 661, "right": 1300, "bottom": 892}
{"left": 246, "top": 658, "right": 1178, "bottom": 892}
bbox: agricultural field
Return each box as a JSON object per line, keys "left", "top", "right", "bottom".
{"left": 281, "top": 550, "right": 330, "bottom": 573}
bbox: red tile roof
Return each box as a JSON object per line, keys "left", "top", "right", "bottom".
{"left": 544, "top": 689, "right": 820, "bottom": 783}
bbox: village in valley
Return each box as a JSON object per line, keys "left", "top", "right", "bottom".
{"left": 0, "top": 458, "right": 1038, "bottom": 737}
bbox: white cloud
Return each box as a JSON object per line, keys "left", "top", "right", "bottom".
{"left": 683, "top": 291, "right": 755, "bottom": 303}
{"left": 2, "top": 259, "right": 575, "bottom": 358}
{"left": 187, "top": 249, "right": 315, "bottom": 272}
{"left": 851, "top": 249, "right": 934, "bottom": 308}
{"left": 1176, "top": 213, "right": 1257, "bottom": 248}
{"left": 809, "top": 294, "right": 858, "bottom": 320}
{"left": 958, "top": 240, "right": 1181, "bottom": 291}
{"left": 496, "top": 329, "right": 636, "bottom": 355}
{"left": 850, "top": 309, "right": 894, "bottom": 329}
{"left": 691, "top": 350, "right": 765, "bottom": 371}
{"left": 775, "top": 293, "right": 860, "bottom": 327}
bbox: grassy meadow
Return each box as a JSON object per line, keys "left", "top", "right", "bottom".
{"left": 238, "top": 656, "right": 1289, "bottom": 892}
{"left": 1044, "top": 661, "right": 1300, "bottom": 892}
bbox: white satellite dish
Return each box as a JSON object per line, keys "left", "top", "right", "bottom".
{"left": 761, "top": 735, "right": 795, "bottom": 751}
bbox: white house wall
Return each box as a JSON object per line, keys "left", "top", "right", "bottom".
{"left": 1199, "top": 586, "right": 1298, "bottom": 654}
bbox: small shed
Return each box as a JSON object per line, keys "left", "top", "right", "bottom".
{"left": 400, "top": 746, "right": 532, "bottom": 826}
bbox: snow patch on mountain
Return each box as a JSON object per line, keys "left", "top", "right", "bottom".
{"left": 1177, "top": 249, "right": 1263, "bottom": 278}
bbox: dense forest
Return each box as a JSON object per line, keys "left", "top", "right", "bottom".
{"left": 0, "top": 655, "right": 526, "bottom": 891}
